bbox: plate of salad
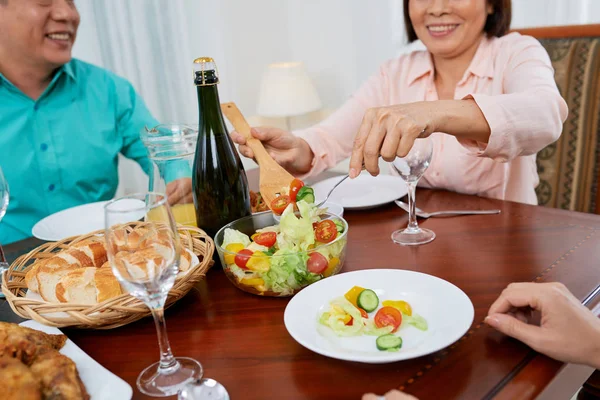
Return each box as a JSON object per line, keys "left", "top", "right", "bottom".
{"left": 215, "top": 199, "right": 348, "bottom": 297}
{"left": 284, "top": 269, "right": 474, "bottom": 363}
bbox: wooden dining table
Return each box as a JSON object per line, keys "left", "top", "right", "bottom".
{"left": 1, "top": 169, "right": 599, "bottom": 400}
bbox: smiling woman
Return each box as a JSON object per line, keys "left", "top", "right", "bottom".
{"left": 232, "top": 0, "right": 568, "bottom": 207}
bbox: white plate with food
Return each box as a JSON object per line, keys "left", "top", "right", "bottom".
{"left": 284, "top": 269, "right": 474, "bottom": 364}
{"left": 15, "top": 320, "right": 133, "bottom": 399}
{"left": 32, "top": 200, "right": 146, "bottom": 241}
{"left": 311, "top": 173, "right": 408, "bottom": 210}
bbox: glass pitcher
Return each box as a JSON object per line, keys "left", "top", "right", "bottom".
{"left": 141, "top": 124, "right": 198, "bottom": 227}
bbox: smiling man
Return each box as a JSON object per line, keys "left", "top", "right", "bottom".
{"left": 0, "top": 0, "right": 158, "bottom": 244}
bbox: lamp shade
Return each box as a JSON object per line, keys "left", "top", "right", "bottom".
{"left": 257, "top": 62, "right": 322, "bottom": 118}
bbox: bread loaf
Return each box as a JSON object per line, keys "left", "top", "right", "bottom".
{"left": 26, "top": 238, "right": 107, "bottom": 296}
{"left": 55, "top": 267, "right": 122, "bottom": 304}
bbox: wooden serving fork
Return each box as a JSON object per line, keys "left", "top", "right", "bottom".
{"left": 221, "top": 102, "right": 295, "bottom": 210}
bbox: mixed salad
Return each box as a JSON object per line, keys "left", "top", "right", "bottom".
{"left": 220, "top": 180, "right": 346, "bottom": 296}
{"left": 318, "top": 286, "right": 428, "bottom": 352}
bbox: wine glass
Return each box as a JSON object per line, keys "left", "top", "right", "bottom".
{"left": 104, "top": 193, "right": 202, "bottom": 397}
{"left": 0, "top": 166, "right": 10, "bottom": 298}
{"left": 389, "top": 137, "right": 435, "bottom": 246}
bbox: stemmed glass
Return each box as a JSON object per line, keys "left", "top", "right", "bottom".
{"left": 0, "top": 166, "right": 10, "bottom": 298}
{"left": 104, "top": 193, "right": 202, "bottom": 396}
{"left": 389, "top": 137, "right": 435, "bottom": 246}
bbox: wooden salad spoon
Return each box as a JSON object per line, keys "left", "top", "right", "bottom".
{"left": 221, "top": 102, "right": 295, "bottom": 211}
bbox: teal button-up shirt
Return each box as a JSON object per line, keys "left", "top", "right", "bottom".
{"left": 0, "top": 59, "right": 158, "bottom": 244}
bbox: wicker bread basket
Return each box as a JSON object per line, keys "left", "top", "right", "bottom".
{"left": 1, "top": 223, "right": 214, "bottom": 329}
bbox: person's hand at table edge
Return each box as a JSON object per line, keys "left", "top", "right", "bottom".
{"left": 485, "top": 282, "right": 600, "bottom": 369}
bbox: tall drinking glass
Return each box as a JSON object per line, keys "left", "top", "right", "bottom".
{"left": 104, "top": 193, "right": 202, "bottom": 396}
{"left": 0, "top": 166, "right": 10, "bottom": 298}
{"left": 389, "top": 137, "right": 435, "bottom": 246}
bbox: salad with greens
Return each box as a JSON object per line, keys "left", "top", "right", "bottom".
{"left": 319, "top": 286, "right": 428, "bottom": 352}
{"left": 220, "top": 200, "right": 347, "bottom": 296}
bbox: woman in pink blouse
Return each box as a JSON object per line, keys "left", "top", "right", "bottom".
{"left": 232, "top": 0, "right": 568, "bottom": 205}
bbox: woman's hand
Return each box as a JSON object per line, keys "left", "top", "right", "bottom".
{"left": 485, "top": 282, "right": 600, "bottom": 369}
{"left": 230, "top": 127, "right": 314, "bottom": 176}
{"left": 362, "top": 389, "right": 419, "bottom": 400}
{"left": 348, "top": 99, "right": 491, "bottom": 178}
{"left": 349, "top": 102, "right": 434, "bottom": 178}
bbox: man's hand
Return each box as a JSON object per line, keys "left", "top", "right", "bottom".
{"left": 166, "top": 178, "right": 193, "bottom": 206}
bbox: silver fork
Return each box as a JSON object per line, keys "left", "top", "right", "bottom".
{"left": 394, "top": 199, "right": 501, "bottom": 219}
{"left": 316, "top": 174, "right": 350, "bottom": 208}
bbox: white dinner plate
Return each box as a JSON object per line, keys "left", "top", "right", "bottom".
{"left": 32, "top": 199, "right": 146, "bottom": 241}
{"left": 284, "top": 269, "right": 474, "bottom": 364}
{"left": 311, "top": 173, "right": 407, "bottom": 210}
{"left": 19, "top": 320, "right": 133, "bottom": 399}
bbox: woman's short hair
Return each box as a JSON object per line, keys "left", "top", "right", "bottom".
{"left": 403, "top": 0, "right": 512, "bottom": 42}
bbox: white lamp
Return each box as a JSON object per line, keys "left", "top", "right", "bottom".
{"left": 257, "top": 62, "right": 322, "bottom": 130}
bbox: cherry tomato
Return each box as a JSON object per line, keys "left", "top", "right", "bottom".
{"left": 358, "top": 308, "right": 369, "bottom": 319}
{"left": 289, "top": 179, "right": 305, "bottom": 202}
{"left": 254, "top": 231, "right": 277, "bottom": 247}
{"left": 314, "top": 220, "right": 338, "bottom": 243}
{"left": 234, "top": 249, "right": 254, "bottom": 270}
{"left": 374, "top": 306, "right": 403, "bottom": 333}
{"left": 307, "top": 252, "right": 328, "bottom": 274}
{"left": 271, "top": 195, "right": 291, "bottom": 215}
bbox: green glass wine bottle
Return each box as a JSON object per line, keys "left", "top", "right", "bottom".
{"left": 192, "top": 57, "right": 251, "bottom": 238}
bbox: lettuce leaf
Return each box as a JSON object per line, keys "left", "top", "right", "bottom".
{"left": 261, "top": 249, "right": 320, "bottom": 295}
{"left": 222, "top": 228, "right": 251, "bottom": 249}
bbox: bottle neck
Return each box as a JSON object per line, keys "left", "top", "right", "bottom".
{"left": 196, "top": 84, "right": 225, "bottom": 134}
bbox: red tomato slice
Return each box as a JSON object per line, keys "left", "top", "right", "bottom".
{"left": 289, "top": 178, "right": 305, "bottom": 202}
{"left": 314, "top": 220, "right": 337, "bottom": 243}
{"left": 307, "top": 252, "right": 328, "bottom": 274}
{"left": 358, "top": 308, "right": 369, "bottom": 319}
{"left": 254, "top": 231, "right": 277, "bottom": 247}
{"left": 234, "top": 249, "right": 254, "bottom": 270}
{"left": 345, "top": 316, "right": 354, "bottom": 326}
{"left": 271, "top": 195, "right": 291, "bottom": 215}
{"left": 374, "top": 306, "right": 403, "bottom": 333}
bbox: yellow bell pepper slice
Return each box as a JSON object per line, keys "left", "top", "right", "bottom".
{"left": 323, "top": 257, "right": 340, "bottom": 277}
{"left": 224, "top": 243, "right": 245, "bottom": 265}
{"left": 251, "top": 233, "right": 259, "bottom": 241}
{"left": 344, "top": 286, "right": 365, "bottom": 307}
{"left": 382, "top": 300, "right": 412, "bottom": 316}
{"left": 246, "top": 251, "right": 270, "bottom": 272}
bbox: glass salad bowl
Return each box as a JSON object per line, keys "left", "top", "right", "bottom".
{"left": 215, "top": 208, "right": 348, "bottom": 297}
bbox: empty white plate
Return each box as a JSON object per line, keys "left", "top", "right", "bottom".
{"left": 19, "top": 320, "right": 133, "bottom": 399}
{"left": 32, "top": 199, "right": 145, "bottom": 241}
{"left": 284, "top": 269, "right": 474, "bottom": 364}
{"left": 311, "top": 173, "right": 407, "bottom": 210}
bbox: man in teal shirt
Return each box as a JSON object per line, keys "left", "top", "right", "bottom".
{"left": 0, "top": 0, "right": 158, "bottom": 244}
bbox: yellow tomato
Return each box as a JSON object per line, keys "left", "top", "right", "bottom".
{"left": 224, "top": 243, "right": 245, "bottom": 265}
{"left": 344, "top": 286, "right": 365, "bottom": 308}
{"left": 382, "top": 300, "right": 413, "bottom": 316}
{"left": 246, "top": 251, "right": 270, "bottom": 272}
{"left": 323, "top": 257, "right": 340, "bottom": 277}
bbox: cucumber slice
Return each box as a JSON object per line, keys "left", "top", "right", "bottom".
{"left": 357, "top": 289, "right": 379, "bottom": 312}
{"left": 376, "top": 334, "right": 402, "bottom": 351}
{"left": 296, "top": 187, "right": 315, "bottom": 203}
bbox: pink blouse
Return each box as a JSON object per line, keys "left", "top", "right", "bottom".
{"left": 295, "top": 33, "right": 569, "bottom": 205}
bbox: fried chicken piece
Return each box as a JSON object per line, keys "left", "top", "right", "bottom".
{"left": 30, "top": 349, "right": 89, "bottom": 400}
{"left": 0, "top": 322, "right": 67, "bottom": 365}
{"left": 0, "top": 355, "right": 42, "bottom": 400}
